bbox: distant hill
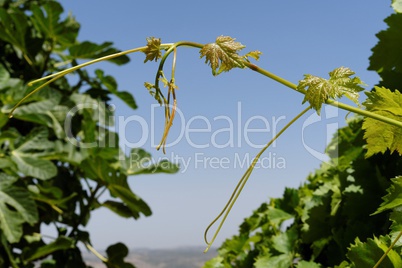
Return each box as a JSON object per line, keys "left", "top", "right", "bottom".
{"left": 84, "top": 247, "right": 217, "bottom": 268}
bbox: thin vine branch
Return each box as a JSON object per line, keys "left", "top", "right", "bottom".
{"left": 204, "top": 105, "right": 312, "bottom": 253}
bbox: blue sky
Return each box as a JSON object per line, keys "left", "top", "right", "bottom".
{"left": 58, "top": 1, "right": 393, "bottom": 249}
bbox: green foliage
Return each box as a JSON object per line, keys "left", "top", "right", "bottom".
{"left": 392, "top": 0, "right": 402, "bottom": 13}
{"left": 297, "top": 67, "right": 365, "bottom": 115}
{"left": 204, "top": 4, "right": 402, "bottom": 267}
{"left": 0, "top": 0, "right": 177, "bottom": 266}
{"left": 362, "top": 87, "right": 402, "bottom": 157}
{"left": 143, "top": 37, "right": 163, "bottom": 63}
{"left": 200, "top": 35, "right": 261, "bottom": 75}
{"left": 368, "top": 11, "right": 402, "bottom": 91}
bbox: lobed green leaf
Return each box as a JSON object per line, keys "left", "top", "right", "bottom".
{"left": 362, "top": 87, "right": 402, "bottom": 157}
{"left": 200, "top": 35, "right": 246, "bottom": 75}
{"left": 143, "top": 37, "right": 162, "bottom": 63}
{"left": 297, "top": 67, "right": 365, "bottom": 115}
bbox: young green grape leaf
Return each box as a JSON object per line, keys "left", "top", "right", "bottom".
{"left": 362, "top": 87, "right": 402, "bottom": 157}
{"left": 347, "top": 236, "right": 402, "bottom": 267}
{"left": 244, "top": 50, "right": 263, "bottom": 61}
{"left": 372, "top": 176, "right": 402, "bottom": 215}
{"left": 297, "top": 67, "right": 365, "bottom": 115}
{"left": 143, "top": 37, "right": 162, "bottom": 63}
{"left": 200, "top": 35, "right": 246, "bottom": 76}
{"left": 144, "top": 82, "right": 163, "bottom": 105}
{"left": 392, "top": 0, "right": 402, "bottom": 13}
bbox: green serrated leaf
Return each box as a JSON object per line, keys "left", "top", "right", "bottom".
{"left": 392, "top": 0, "right": 402, "bottom": 13}
{"left": 266, "top": 208, "right": 293, "bottom": 226}
{"left": 296, "top": 260, "right": 322, "bottom": 268}
{"left": 143, "top": 37, "right": 162, "bottom": 63}
{"left": 272, "top": 226, "right": 298, "bottom": 254}
{"left": 244, "top": 50, "right": 262, "bottom": 61}
{"left": 200, "top": 35, "right": 246, "bottom": 76}
{"left": 297, "top": 67, "right": 365, "bottom": 115}
{"left": 347, "top": 236, "right": 402, "bottom": 268}
{"left": 372, "top": 176, "right": 402, "bottom": 215}
{"left": 362, "top": 87, "right": 402, "bottom": 157}
{"left": 0, "top": 173, "right": 38, "bottom": 243}
{"left": 203, "top": 256, "right": 225, "bottom": 268}
{"left": 389, "top": 210, "right": 402, "bottom": 247}
{"left": 369, "top": 13, "right": 402, "bottom": 75}
{"left": 255, "top": 254, "right": 293, "bottom": 268}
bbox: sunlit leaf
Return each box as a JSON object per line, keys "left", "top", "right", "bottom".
{"left": 244, "top": 50, "right": 262, "bottom": 61}
{"left": 200, "top": 35, "right": 246, "bottom": 75}
{"left": 296, "top": 261, "right": 322, "bottom": 268}
{"left": 297, "top": 67, "right": 365, "bottom": 114}
{"left": 143, "top": 37, "right": 162, "bottom": 63}
{"left": 392, "top": 0, "right": 402, "bottom": 13}
{"left": 362, "top": 87, "right": 402, "bottom": 157}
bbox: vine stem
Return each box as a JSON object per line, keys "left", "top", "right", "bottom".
{"left": 8, "top": 44, "right": 173, "bottom": 117}
{"left": 85, "top": 242, "right": 108, "bottom": 263}
{"left": 243, "top": 62, "right": 402, "bottom": 129}
{"left": 373, "top": 230, "right": 402, "bottom": 268}
{"left": 203, "top": 105, "right": 312, "bottom": 253}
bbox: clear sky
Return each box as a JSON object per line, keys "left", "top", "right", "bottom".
{"left": 57, "top": 1, "right": 393, "bottom": 250}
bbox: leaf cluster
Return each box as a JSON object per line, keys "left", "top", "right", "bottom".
{"left": 205, "top": 118, "right": 402, "bottom": 267}
{"left": 205, "top": 5, "right": 402, "bottom": 268}
{"left": 0, "top": 1, "right": 178, "bottom": 266}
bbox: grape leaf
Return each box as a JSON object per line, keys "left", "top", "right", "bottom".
{"left": 372, "top": 176, "right": 402, "bottom": 215}
{"left": 244, "top": 50, "right": 262, "bottom": 61}
{"left": 368, "top": 13, "right": 402, "bottom": 74}
{"left": 393, "top": 0, "right": 402, "bottom": 13}
{"left": 297, "top": 67, "right": 365, "bottom": 115}
{"left": 143, "top": 37, "right": 162, "bottom": 63}
{"left": 347, "top": 236, "right": 402, "bottom": 268}
{"left": 362, "top": 87, "right": 402, "bottom": 157}
{"left": 200, "top": 36, "right": 246, "bottom": 75}
{"left": 389, "top": 211, "right": 402, "bottom": 247}
{"left": 296, "top": 261, "right": 322, "bottom": 268}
